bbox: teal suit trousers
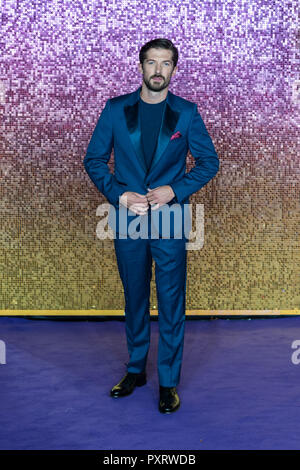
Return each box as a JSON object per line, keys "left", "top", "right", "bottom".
{"left": 114, "top": 235, "right": 188, "bottom": 387}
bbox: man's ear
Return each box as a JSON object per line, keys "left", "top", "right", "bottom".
{"left": 172, "top": 65, "right": 178, "bottom": 76}
{"left": 138, "top": 62, "right": 143, "bottom": 74}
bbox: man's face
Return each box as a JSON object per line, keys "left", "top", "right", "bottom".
{"left": 138, "top": 48, "right": 177, "bottom": 92}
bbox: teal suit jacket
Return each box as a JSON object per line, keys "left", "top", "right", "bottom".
{"left": 84, "top": 86, "right": 219, "bottom": 238}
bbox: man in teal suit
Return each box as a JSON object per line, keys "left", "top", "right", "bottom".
{"left": 84, "top": 38, "right": 219, "bottom": 413}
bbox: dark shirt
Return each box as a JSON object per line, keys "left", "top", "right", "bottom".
{"left": 139, "top": 95, "right": 166, "bottom": 173}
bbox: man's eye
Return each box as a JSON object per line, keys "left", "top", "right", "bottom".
{"left": 147, "top": 61, "right": 170, "bottom": 65}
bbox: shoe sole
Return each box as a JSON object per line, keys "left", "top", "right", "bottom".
{"left": 110, "top": 376, "right": 147, "bottom": 398}
{"left": 159, "top": 401, "right": 180, "bottom": 414}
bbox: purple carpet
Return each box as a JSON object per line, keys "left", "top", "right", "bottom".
{"left": 0, "top": 316, "right": 300, "bottom": 450}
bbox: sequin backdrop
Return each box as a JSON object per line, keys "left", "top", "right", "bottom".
{"left": 0, "top": 0, "right": 299, "bottom": 310}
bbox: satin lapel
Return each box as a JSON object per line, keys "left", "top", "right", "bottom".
{"left": 124, "top": 87, "right": 180, "bottom": 175}
{"left": 149, "top": 100, "right": 180, "bottom": 174}
{"left": 124, "top": 91, "right": 147, "bottom": 173}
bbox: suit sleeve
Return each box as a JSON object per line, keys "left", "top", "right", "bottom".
{"left": 169, "top": 103, "right": 219, "bottom": 204}
{"left": 83, "top": 99, "right": 125, "bottom": 208}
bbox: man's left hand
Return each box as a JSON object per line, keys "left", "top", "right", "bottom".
{"left": 146, "top": 185, "right": 175, "bottom": 210}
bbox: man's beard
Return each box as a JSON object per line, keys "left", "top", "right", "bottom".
{"left": 143, "top": 74, "right": 171, "bottom": 92}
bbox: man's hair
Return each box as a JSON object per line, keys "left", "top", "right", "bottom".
{"left": 139, "top": 38, "right": 178, "bottom": 68}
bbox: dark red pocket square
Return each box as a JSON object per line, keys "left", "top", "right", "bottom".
{"left": 170, "top": 131, "right": 182, "bottom": 140}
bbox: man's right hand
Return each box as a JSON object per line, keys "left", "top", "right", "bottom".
{"left": 119, "top": 191, "right": 149, "bottom": 215}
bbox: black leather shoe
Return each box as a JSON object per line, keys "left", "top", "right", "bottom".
{"left": 110, "top": 371, "right": 147, "bottom": 398}
{"left": 159, "top": 386, "right": 180, "bottom": 413}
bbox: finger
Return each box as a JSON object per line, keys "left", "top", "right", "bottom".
{"left": 135, "top": 193, "right": 148, "bottom": 199}
{"left": 134, "top": 209, "right": 148, "bottom": 215}
{"left": 130, "top": 205, "right": 148, "bottom": 214}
